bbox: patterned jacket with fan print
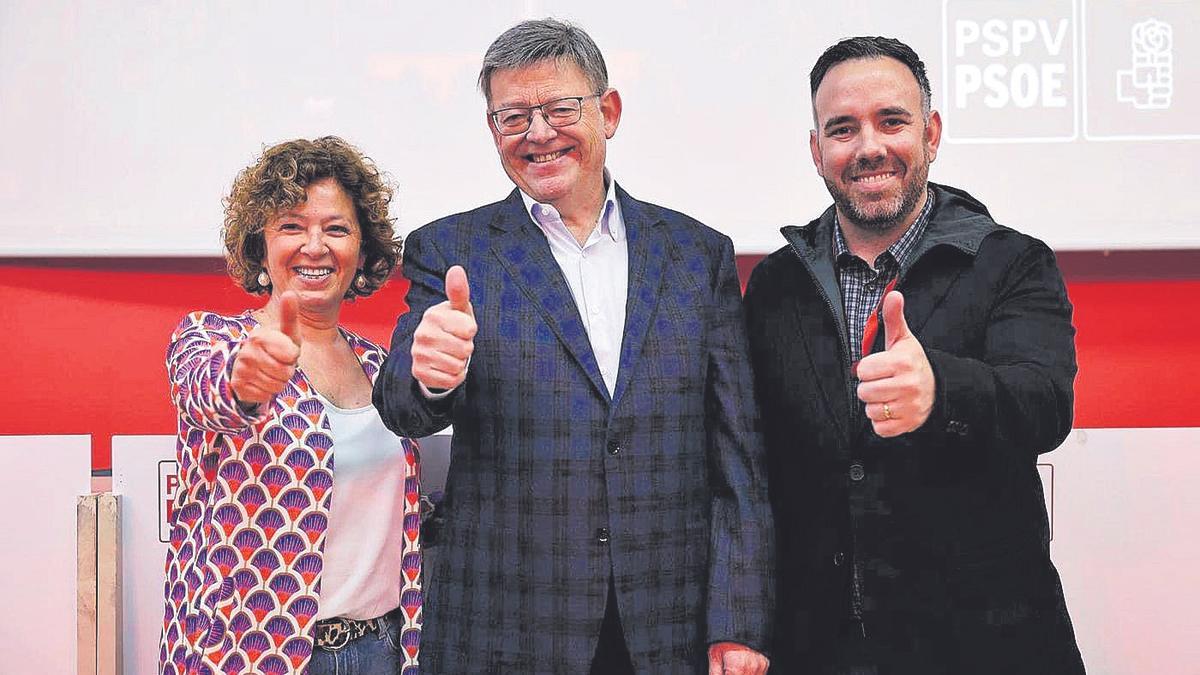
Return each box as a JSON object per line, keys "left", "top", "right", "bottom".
{"left": 158, "top": 310, "right": 422, "bottom": 675}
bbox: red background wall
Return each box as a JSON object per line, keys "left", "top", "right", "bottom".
{"left": 2, "top": 250, "right": 1197, "bottom": 471}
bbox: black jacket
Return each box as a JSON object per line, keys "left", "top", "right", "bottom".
{"left": 744, "top": 184, "right": 1084, "bottom": 674}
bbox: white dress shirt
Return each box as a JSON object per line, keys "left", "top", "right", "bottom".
{"left": 520, "top": 176, "right": 628, "bottom": 396}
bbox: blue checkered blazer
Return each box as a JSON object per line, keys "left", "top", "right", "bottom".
{"left": 374, "top": 186, "right": 773, "bottom": 673}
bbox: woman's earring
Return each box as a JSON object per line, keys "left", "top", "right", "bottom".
{"left": 257, "top": 271, "right": 270, "bottom": 288}
{"left": 354, "top": 271, "right": 367, "bottom": 290}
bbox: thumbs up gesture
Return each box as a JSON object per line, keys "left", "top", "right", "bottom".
{"left": 412, "top": 265, "right": 477, "bottom": 392}
{"left": 231, "top": 291, "right": 303, "bottom": 407}
{"left": 855, "top": 291, "right": 934, "bottom": 437}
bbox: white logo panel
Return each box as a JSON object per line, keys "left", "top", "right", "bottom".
{"left": 943, "top": 0, "right": 1079, "bottom": 143}
{"left": 1083, "top": 2, "right": 1199, "bottom": 140}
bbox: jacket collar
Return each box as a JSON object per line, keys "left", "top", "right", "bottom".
{"left": 775, "top": 183, "right": 1004, "bottom": 442}
{"left": 781, "top": 183, "right": 1002, "bottom": 269}
{"left": 489, "top": 184, "right": 659, "bottom": 230}
{"left": 486, "top": 183, "right": 667, "bottom": 409}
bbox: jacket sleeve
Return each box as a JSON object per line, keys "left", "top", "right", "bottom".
{"left": 373, "top": 226, "right": 459, "bottom": 438}
{"left": 167, "top": 311, "right": 270, "bottom": 435}
{"left": 922, "top": 240, "right": 1077, "bottom": 456}
{"left": 703, "top": 235, "right": 776, "bottom": 654}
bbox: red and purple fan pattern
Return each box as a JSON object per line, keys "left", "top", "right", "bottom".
{"left": 160, "top": 311, "right": 422, "bottom": 674}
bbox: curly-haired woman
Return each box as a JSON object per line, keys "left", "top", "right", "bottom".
{"left": 159, "top": 137, "right": 421, "bottom": 675}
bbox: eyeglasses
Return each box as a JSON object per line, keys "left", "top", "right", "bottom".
{"left": 489, "top": 94, "right": 602, "bottom": 136}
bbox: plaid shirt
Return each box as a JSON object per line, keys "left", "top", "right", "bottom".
{"left": 834, "top": 189, "right": 935, "bottom": 364}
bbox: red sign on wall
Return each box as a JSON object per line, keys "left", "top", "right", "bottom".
{"left": 158, "top": 460, "right": 179, "bottom": 543}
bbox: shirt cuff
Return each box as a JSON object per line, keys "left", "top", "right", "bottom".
{"left": 418, "top": 381, "right": 457, "bottom": 401}
{"left": 416, "top": 356, "right": 470, "bottom": 401}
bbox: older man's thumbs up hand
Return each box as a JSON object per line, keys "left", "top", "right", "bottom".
{"left": 412, "top": 265, "right": 477, "bottom": 393}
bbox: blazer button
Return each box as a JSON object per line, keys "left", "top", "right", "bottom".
{"left": 849, "top": 463, "right": 865, "bottom": 482}
{"left": 946, "top": 420, "right": 970, "bottom": 436}
{"left": 833, "top": 552, "right": 845, "bottom": 567}
{"left": 596, "top": 527, "right": 611, "bottom": 543}
{"left": 607, "top": 441, "right": 621, "bottom": 456}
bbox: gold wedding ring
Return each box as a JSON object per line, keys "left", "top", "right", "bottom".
{"left": 882, "top": 403, "right": 894, "bottom": 421}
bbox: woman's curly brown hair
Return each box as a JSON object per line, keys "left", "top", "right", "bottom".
{"left": 223, "top": 136, "right": 400, "bottom": 299}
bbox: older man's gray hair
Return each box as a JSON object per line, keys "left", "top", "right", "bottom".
{"left": 478, "top": 18, "right": 609, "bottom": 104}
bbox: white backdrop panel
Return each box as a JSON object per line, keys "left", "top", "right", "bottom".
{"left": 0, "top": 435, "right": 92, "bottom": 674}
{"left": 111, "top": 436, "right": 178, "bottom": 675}
{"left": 1045, "top": 428, "right": 1200, "bottom": 675}
{"left": 1, "top": 0, "right": 1197, "bottom": 256}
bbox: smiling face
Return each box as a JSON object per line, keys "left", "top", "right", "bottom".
{"left": 487, "top": 59, "right": 621, "bottom": 219}
{"left": 810, "top": 56, "right": 941, "bottom": 234}
{"left": 261, "top": 177, "right": 363, "bottom": 317}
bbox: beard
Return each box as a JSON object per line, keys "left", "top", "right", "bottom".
{"left": 825, "top": 152, "right": 930, "bottom": 234}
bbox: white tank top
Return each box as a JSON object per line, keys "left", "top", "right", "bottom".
{"left": 313, "top": 392, "right": 407, "bottom": 621}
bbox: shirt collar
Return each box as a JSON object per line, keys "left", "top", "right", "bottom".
{"left": 833, "top": 187, "right": 935, "bottom": 269}
{"left": 520, "top": 170, "right": 623, "bottom": 242}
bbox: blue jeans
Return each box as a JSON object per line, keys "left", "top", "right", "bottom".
{"left": 308, "top": 607, "right": 412, "bottom": 675}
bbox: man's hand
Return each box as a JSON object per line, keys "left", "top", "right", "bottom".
{"left": 412, "top": 265, "right": 477, "bottom": 392}
{"left": 231, "top": 291, "right": 302, "bottom": 406}
{"left": 856, "top": 290, "right": 935, "bottom": 437}
{"left": 707, "top": 642, "right": 769, "bottom": 675}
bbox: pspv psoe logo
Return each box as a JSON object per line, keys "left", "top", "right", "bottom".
{"left": 942, "top": 0, "right": 1079, "bottom": 143}
{"left": 1117, "top": 19, "right": 1173, "bottom": 110}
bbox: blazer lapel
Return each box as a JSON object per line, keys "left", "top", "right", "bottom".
{"left": 488, "top": 190, "right": 610, "bottom": 403}
{"left": 610, "top": 189, "right": 667, "bottom": 409}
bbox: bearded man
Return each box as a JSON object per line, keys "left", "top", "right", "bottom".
{"left": 743, "top": 36, "right": 1085, "bottom": 674}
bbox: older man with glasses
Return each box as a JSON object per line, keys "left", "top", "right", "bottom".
{"left": 374, "top": 17, "right": 774, "bottom": 675}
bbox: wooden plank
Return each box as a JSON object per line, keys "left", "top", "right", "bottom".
{"left": 76, "top": 495, "right": 98, "bottom": 675}
{"left": 96, "top": 493, "right": 122, "bottom": 675}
